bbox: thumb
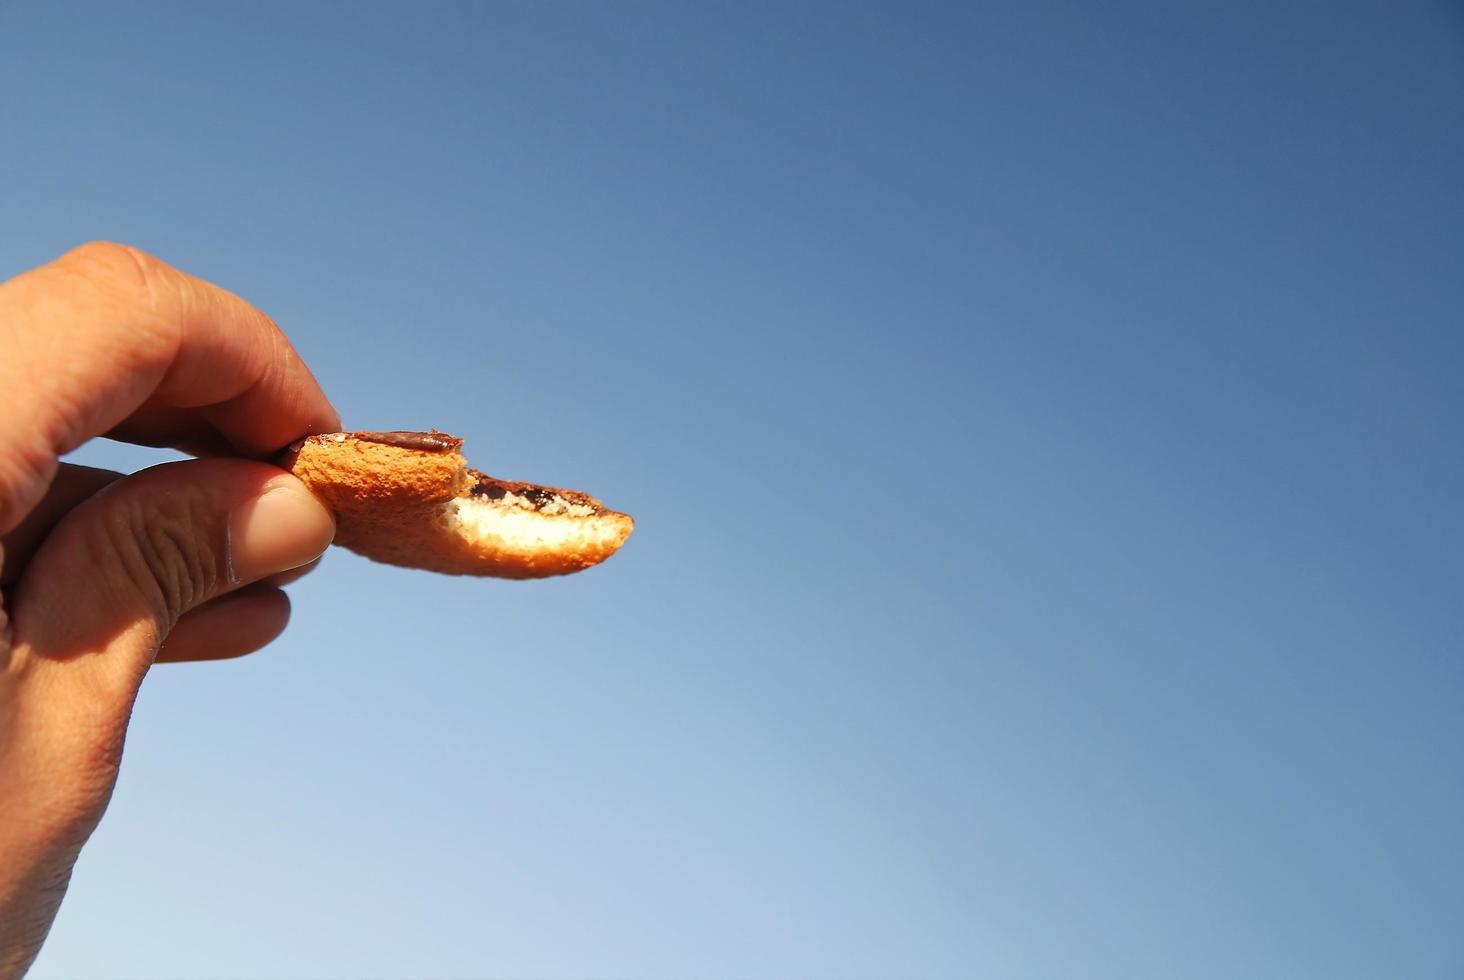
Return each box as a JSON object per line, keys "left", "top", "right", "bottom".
{"left": 0, "top": 460, "right": 333, "bottom": 975}
{"left": 9, "top": 458, "right": 334, "bottom": 755}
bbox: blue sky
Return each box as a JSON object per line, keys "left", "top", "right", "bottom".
{"left": 2, "top": 2, "right": 1462, "bottom": 977}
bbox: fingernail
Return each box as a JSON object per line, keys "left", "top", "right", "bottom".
{"left": 229, "top": 483, "right": 335, "bottom": 585}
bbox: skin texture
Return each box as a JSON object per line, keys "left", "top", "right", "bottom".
{"left": 0, "top": 243, "right": 341, "bottom": 977}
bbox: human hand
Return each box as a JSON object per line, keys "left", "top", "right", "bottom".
{"left": 0, "top": 243, "right": 340, "bottom": 976}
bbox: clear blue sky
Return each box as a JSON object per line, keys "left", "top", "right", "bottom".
{"left": 3, "top": 2, "right": 1462, "bottom": 977}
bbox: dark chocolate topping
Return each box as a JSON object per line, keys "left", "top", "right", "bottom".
{"left": 468, "top": 469, "right": 601, "bottom": 514}
{"left": 352, "top": 430, "right": 461, "bottom": 452}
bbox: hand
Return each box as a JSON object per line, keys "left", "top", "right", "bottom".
{"left": 0, "top": 243, "right": 339, "bottom": 976}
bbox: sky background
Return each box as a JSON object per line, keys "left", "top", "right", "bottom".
{"left": 1, "top": 2, "right": 1462, "bottom": 978}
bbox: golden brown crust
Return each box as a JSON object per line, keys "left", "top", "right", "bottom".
{"left": 281, "top": 431, "right": 466, "bottom": 508}
{"left": 281, "top": 431, "right": 633, "bottom": 579}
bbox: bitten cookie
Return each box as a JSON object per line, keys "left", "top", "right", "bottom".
{"left": 280, "top": 430, "right": 634, "bottom": 578}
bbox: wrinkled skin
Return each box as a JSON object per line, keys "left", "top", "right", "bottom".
{"left": 0, "top": 243, "right": 340, "bottom": 976}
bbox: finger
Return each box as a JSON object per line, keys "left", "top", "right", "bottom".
{"left": 0, "top": 464, "right": 329, "bottom": 967}
{"left": 155, "top": 585, "right": 291, "bottom": 663}
{"left": 262, "top": 555, "right": 322, "bottom": 588}
{"left": 0, "top": 559, "right": 10, "bottom": 655}
{"left": 0, "top": 241, "right": 341, "bottom": 535}
{"left": 105, "top": 406, "right": 239, "bottom": 458}
{"left": 0, "top": 464, "right": 123, "bottom": 585}
{"left": 9, "top": 458, "right": 334, "bottom": 709}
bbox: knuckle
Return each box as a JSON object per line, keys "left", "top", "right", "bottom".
{"left": 60, "top": 241, "right": 163, "bottom": 297}
{"left": 51, "top": 242, "right": 179, "bottom": 333}
{"left": 40, "top": 241, "right": 182, "bottom": 373}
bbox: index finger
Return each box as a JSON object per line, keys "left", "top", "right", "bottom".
{"left": 0, "top": 242, "right": 340, "bottom": 534}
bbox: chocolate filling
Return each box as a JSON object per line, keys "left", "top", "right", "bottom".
{"left": 468, "top": 469, "right": 600, "bottom": 514}
{"left": 352, "top": 430, "right": 461, "bottom": 452}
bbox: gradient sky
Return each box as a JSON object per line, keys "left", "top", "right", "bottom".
{"left": 2, "top": 2, "right": 1462, "bottom": 978}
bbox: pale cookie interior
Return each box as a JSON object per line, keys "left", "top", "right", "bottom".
{"left": 442, "top": 496, "right": 630, "bottom": 556}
